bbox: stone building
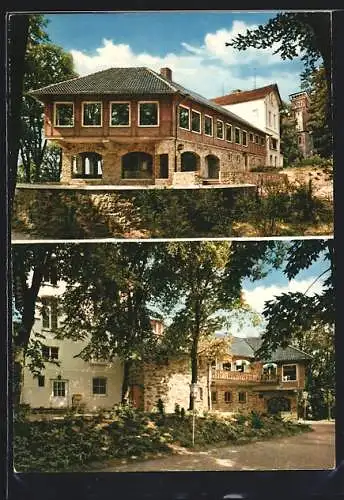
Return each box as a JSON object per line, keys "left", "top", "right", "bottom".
{"left": 20, "top": 280, "right": 310, "bottom": 418}
{"left": 29, "top": 67, "right": 268, "bottom": 187}
{"left": 129, "top": 335, "right": 311, "bottom": 419}
{"left": 212, "top": 84, "right": 284, "bottom": 168}
{"left": 289, "top": 91, "right": 314, "bottom": 158}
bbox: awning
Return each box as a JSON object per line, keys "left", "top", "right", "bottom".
{"left": 263, "top": 362, "right": 277, "bottom": 369}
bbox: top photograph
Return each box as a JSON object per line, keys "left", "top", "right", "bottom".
{"left": 9, "top": 11, "right": 333, "bottom": 239}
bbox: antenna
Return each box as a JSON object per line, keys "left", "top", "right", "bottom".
{"left": 222, "top": 82, "right": 225, "bottom": 96}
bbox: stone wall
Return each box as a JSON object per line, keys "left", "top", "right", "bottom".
{"left": 58, "top": 137, "right": 267, "bottom": 187}
{"left": 142, "top": 358, "right": 209, "bottom": 413}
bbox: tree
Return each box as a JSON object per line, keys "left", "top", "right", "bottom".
{"left": 257, "top": 239, "right": 334, "bottom": 358}
{"left": 12, "top": 244, "right": 74, "bottom": 405}
{"left": 294, "top": 325, "right": 335, "bottom": 420}
{"left": 304, "top": 66, "right": 332, "bottom": 159}
{"left": 227, "top": 12, "right": 331, "bottom": 87}
{"left": 280, "top": 102, "right": 303, "bottom": 165}
{"left": 19, "top": 15, "right": 77, "bottom": 183}
{"left": 58, "top": 243, "right": 160, "bottom": 401}
{"left": 152, "top": 241, "right": 284, "bottom": 410}
{"left": 227, "top": 13, "right": 333, "bottom": 161}
{"left": 7, "top": 14, "right": 30, "bottom": 208}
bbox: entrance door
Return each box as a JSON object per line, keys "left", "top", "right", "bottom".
{"left": 129, "top": 384, "right": 144, "bottom": 410}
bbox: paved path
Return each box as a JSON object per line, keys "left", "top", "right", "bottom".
{"left": 96, "top": 422, "right": 335, "bottom": 472}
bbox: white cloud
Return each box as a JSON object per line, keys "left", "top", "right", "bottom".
{"left": 69, "top": 20, "right": 302, "bottom": 100}
{"left": 243, "top": 278, "right": 325, "bottom": 314}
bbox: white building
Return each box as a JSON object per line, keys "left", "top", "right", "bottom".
{"left": 21, "top": 278, "right": 124, "bottom": 411}
{"left": 212, "top": 84, "right": 284, "bottom": 168}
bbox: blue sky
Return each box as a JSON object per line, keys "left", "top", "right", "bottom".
{"left": 43, "top": 11, "right": 310, "bottom": 101}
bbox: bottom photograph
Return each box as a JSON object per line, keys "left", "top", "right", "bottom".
{"left": 12, "top": 239, "right": 335, "bottom": 472}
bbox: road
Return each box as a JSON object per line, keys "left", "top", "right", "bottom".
{"left": 96, "top": 422, "right": 335, "bottom": 472}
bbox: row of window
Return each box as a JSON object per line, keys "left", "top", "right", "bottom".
{"left": 53, "top": 101, "right": 265, "bottom": 147}
{"left": 54, "top": 101, "right": 160, "bottom": 128}
{"left": 178, "top": 105, "right": 265, "bottom": 146}
{"left": 37, "top": 377, "right": 107, "bottom": 396}
{"left": 211, "top": 391, "right": 247, "bottom": 404}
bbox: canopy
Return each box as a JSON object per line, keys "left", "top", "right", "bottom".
{"left": 263, "top": 362, "right": 277, "bottom": 369}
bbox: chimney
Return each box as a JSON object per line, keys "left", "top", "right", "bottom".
{"left": 160, "top": 67, "right": 172, "bottom": 81}
{"left": 232, "top": 89, "right": 242, "bottom": 94}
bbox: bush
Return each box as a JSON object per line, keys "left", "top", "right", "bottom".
{"left": 250, "top": 411, "right": 264, "bottom": 429}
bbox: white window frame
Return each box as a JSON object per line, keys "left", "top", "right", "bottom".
{"left": 242, "top": 129, "right": 248, "bottom": 147}
{"left": 216, "top": 119, "right": 224, "bottom": 140}
{"left": 41, "top": 297, "right": 58, "bottom": 331}
{"left": 191, "top": 109, "right": 201, "bottom": 134}
{"left": 138, "top": 101, "right": 160, "bottom": 128}
{"left": 109, "top": 101, "right": 131, "bottom": 127}
{"left": 234, "top": 127, "right": 241, "bottom": 145}
{"left": 204, "top": 115, "right": 213, "bottom": 137}
{"left": 282, "top": 364, "right": 298, "bottom": 382}
{"left": 53, "top": 101, "right": 74, "bottom": 127}
{"left": 81, "top": 101, "right": 103, "bottom": 128}
{"left": 225, "top": 123, "right": 232, "bottom": 142}
{"left": 52, "top": 379, "right": 66, "bottom": 397}
{"left": 92, "top": 377, "right": 108, "bottom": 396}
{"left": 42, "top": 345, "right": 59, "bottom": 361}
{"left": 178, "top": 104, "right": 190, "bottom": 131}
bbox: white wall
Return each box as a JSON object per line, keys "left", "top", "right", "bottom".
{"left": 21, "top": 280, "right": 123, "bottom": 411}
{"left": 222, "top": 92, "right": 283, "bottom": 167}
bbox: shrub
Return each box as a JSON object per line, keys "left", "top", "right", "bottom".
{"left": 174, "top": 403, "right": 181, "bottom": 417}
{"left": 250, "top": 411, "right": 264, "bottom": 429}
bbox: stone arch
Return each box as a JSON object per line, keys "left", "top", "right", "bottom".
{"left": 72, "top": 151, "right": 103, "bottom": 178}
{"left": 205, "top": 154, "right": 220, "bottom": 179}
{"left": 121, "top": 151, "right": 153, "bottom": 179}
{"left": 267, "top": 396, "right": 291, "bottom": 415}
{"left": 181, "top": 151, "right": 200, "bottom": 172}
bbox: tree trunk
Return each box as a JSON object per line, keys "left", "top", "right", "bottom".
{"left": 189, "top": 298, "right": 201, "bottom": 411}
{"left": 7, "top": 16, "right": 29, "bottom": 207}
{"left": 121, "top": 360, "right": 131, "bottom": 404}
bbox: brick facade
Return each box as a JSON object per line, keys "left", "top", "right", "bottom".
{"left": 35, "top": 67, "right": 268, "bottom": 187}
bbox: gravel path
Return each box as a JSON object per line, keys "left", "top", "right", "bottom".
{"left": 95, "top": 422, "right": 335, "bottom": 472}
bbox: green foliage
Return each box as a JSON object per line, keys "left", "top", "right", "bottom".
{"left": 156, "top": 398, "right": 165, "bottom": 417}
{"left": 227, "top": 12, "right": 330, "bottom": 83}
{"left": 174, "top": 403, "right": 181, "bottom": 417}
{"left": 303, "top": 67, "right": 332, "bottom": 159}
{"left": 280, "top": 103, "right": 303, "bottom": 166}
{"left": 19, "top": 15, "right": 78, "bottom": 183}
{"left": 232, "top": 181, "right": 333, "bottom": 236}
{"left": 14, "top": 407, "right": 311, "bottom": 471}
{"left": 257, "top": 239, "right": 334, "bottom": 359}
{"left": 132, "top": 189, "right": 236, "bottom": 237}
{"left": 250, "top": 411, "right": 264, "bottom": 429}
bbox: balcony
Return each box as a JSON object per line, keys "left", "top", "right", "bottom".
{"left": 211, "top": 369, "right": 280, "bottom": 385}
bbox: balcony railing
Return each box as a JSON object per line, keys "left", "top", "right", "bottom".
{"left": 211, "top": 369, "right": 280, "bottom": 384}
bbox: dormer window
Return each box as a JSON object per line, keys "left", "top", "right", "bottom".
{"left": 82, "top": 102, "right": 102, "bottom": 127}
{"left": 54, "top": 102, "right": 74, "bottom": 127}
